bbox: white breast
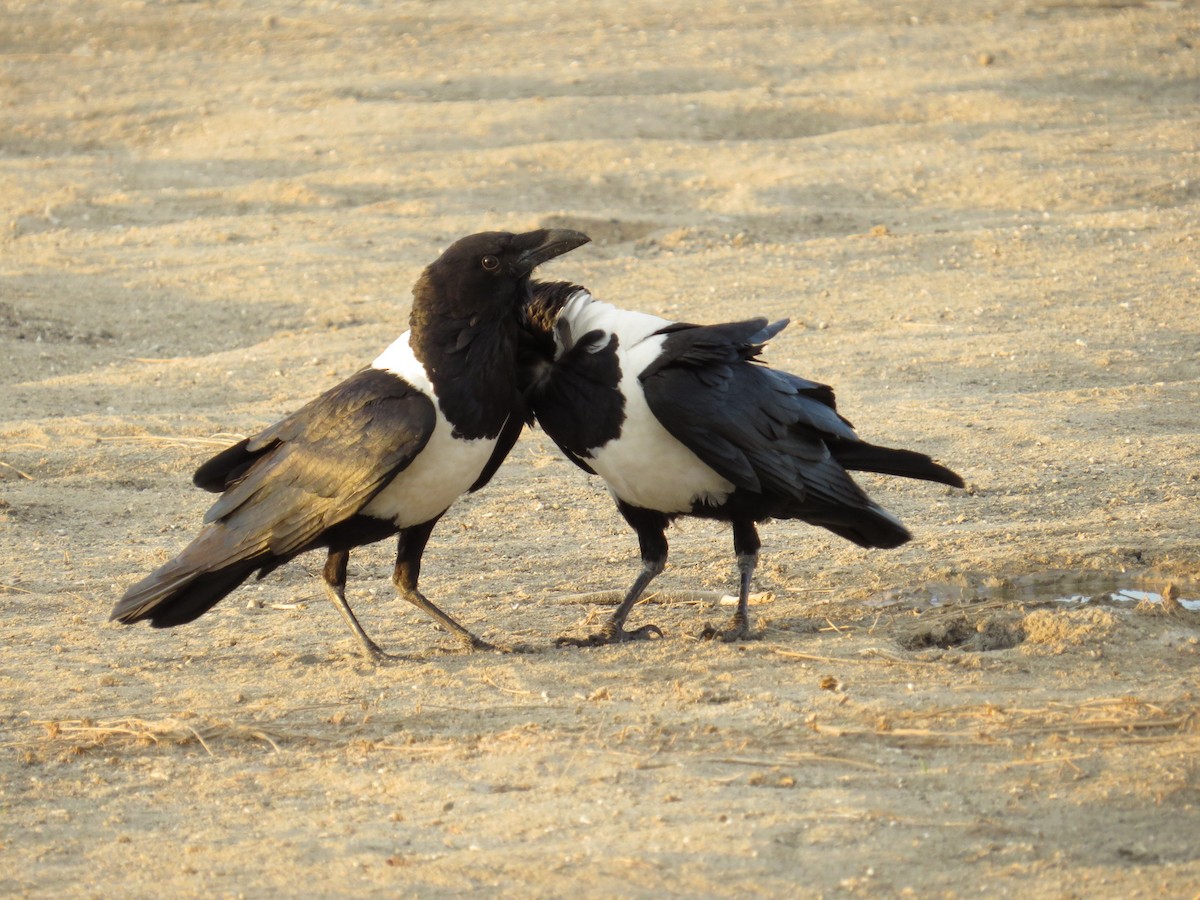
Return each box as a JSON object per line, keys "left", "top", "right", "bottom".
{"left": 559, "top": 296, "right": 736, "bottom": 513}
{"left": 360, "top": 333, "right": 498, "bottom": 527}
{"left": 557, "top": 292, "right": 670, "bottom": 353}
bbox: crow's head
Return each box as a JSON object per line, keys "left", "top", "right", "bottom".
{"left": 414, "top": 229, "right": 590, "bottom": 324}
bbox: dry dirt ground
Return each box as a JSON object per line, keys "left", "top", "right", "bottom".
{"left": 3, "top": 1, "right": 1200, "bottom": 896}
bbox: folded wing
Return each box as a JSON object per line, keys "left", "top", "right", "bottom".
{"left": 112, "top": 367, "right": 437, "bottom": 625}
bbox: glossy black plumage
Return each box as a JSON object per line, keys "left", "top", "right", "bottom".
{"left": 521, "top": 281, "right": 964, "bottom": 645}
{"left": 111, "top": 228, "right": 589, "bottom": 659}
{"left": 119, "top": 369, "right": 435, "bottom": 629}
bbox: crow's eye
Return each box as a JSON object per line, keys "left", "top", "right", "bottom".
{"left": 481, "top": 255, "right": 500, "bottom": 271}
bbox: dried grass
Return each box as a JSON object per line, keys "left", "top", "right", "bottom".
{"left": 11, "top": 716, "right": 306, "bottom": 759}
{"left": 96, "top": 433, "right": 246, "bottom": 448}
{"left": 1022, "top": 607, "right": 1116, "bottom": 648}
{"left": 0, "top": 459, "right": 34, "bottom": 480}
{"left": 709, "top": 753, "right": 887, "bottom": 773}
{"left": 818, "top": 696, "right": 1199, "bottom": 747}
{"left": 555, "top": 590, "right": 776, "bottom": 606}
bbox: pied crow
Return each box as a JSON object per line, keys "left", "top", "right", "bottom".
{"left": 111, "top": 228, "right": 590, "bottom": 660}
{"left": 521, "top": 281, "right": 964, "bottom": 646}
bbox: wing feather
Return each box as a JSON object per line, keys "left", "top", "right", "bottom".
{"left": 640, "top": 320, "right": 872, "bottom": 510}
{"left": 196, "top": 367, "right": 437, "bottom": 560}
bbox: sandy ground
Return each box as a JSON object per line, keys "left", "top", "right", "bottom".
{"left": 3, "top": 0, "right": 1200, "bottom": 896}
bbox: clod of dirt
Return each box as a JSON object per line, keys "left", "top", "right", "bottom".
{"left": 897, "top": 619, "right": 975, "bottom": 651}
{"left": 896, "top": 615, "right": 1023, "bottom": 652}
{"left": 964, "top": 619, "right": 1024, "bottom": 652}
{"left": 1021, "top": 607, "right": 1117, "bottom": 654}
{"left": 1161, "top": 582, "right": 1182, "bottom": 615}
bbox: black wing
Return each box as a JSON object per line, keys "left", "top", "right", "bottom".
{"left": 640, "top": 319, "right": 872, "bottom": 510}
{"left": 467, "top": 412, "right": 524, "bottom": 492}
{"left": 192, "top": 366, "right": 437, "bottom": 559}
{"left": 112, "top": 367, "right": 438, "bottom": 626}
{"left": 524, "top": 321, "right": 629, "bottom": 476}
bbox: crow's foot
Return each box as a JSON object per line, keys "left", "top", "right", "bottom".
{"left": 454, "top": 633, "right": 497, "bottom": 652}
{"left": 359, "top": 639, "right": 402, "bottom": 662}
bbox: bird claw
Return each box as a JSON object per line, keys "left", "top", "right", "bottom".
{"left": 361, "top": 641, "right": 402, "bottom": 662}
{"left": 698, "top": 617, "right": 754, "bottom": 643}
{"left": 555, "top": 622, "right": 664, "bottom": 648}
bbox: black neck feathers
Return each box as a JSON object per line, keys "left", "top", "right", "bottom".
{"left": 408, "top": 272, "right": 528, "bottom": 441}
{"left": 526, "top": 281, "right": 587, "bottom": 340}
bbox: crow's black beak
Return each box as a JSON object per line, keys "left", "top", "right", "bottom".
{"left": 512, "top": 229, "right": 591, "bottom": 276}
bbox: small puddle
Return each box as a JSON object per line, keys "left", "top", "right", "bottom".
{"left": 1054, "top": 588, "right": 1200, "bottom": 611}
{"left": 866, "top": 571, "right": 1199, "bottom": 611}
{"left": 872, "top": 571, "right": 1197, "bottom": 654}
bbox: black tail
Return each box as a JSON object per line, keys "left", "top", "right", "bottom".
{"left": 831, "top": 440, "right": 964, "bottom": 488}
{"left": 111, "top": 532, "right": 263, "bottom": 628}
{"left": 803, "top": 502, "right": 913, "bottom": 550}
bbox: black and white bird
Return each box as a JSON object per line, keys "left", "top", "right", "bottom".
{"left": 521, "top": 281, "right": 964, "bottom": 646}
{"left": 111, "top": 228, "right": 590, "bottom": 659}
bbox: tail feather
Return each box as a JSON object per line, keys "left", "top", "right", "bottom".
{"left": 111, "top": 533, "right": 264, "bottom": 628}
{"left": 804, "top": 501, "right": 913, "bottom": 550}
{"left": 193, "top": 437, "right": 256, "bottom": 493}
{"left": 831, "top": 440, "right": 964, "bottom": 488}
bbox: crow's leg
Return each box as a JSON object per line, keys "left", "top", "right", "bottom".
{"left": 555, "top": 558, "right": 665, "bottom": 648}
{"left": 701, "top": 520, "right": 761, "bottom": 642}
{"left": 395, "top": 519, "right": 493, "bottom": 651}
{"left": 322, "top": 549, "right": 394, "bottom": 660}
{"left": 557, "top": 503, "right": 669, "bottom": 648}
